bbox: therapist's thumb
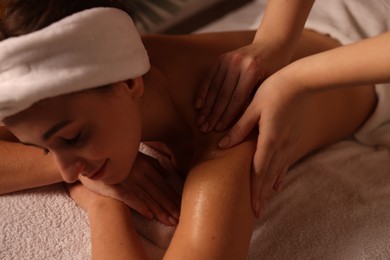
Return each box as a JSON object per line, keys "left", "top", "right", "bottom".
{"left": 218, "top": 105, "right": 259, "bottom": 149}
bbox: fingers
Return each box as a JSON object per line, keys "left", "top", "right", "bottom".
{"left": 119, "top": 187, "right": 155, "bottom": 220}
{"left": 129, "top": 185, "right": 178, "bottom": 227}
{"left": 251, "top": 134, "right": 273, "bottom": 218}
{"left": 126, "top": 153, "right": 181, "bottom": 225}
{"left": 251, "top": 126, "right": 291, "bottom": 218}
{"left": 274, "top": 169, "right": 287, "bottom": 192}
{"left": 197, "top": 51, "right": 264, "bottom": 133}
{"left": 143, "top": 169, "right": 181, "bottom": 218}
{"left": 195, "top": 61, "right": 221, "bottom": 109}
{"left": 138, "top": 153, "right": 181, "bottom": 211}
{"left": 197, "top": 59, "right": 229, "bottom": 129}
{"left": 255, "top": 153, "right": 288, "bottom": 218}
{"left": 200, "top": 68, "right": 240, "bottom": 132}
{"left": 218, "top": 102, "right": 259, "bottom": 149}
{"left": 216, "top": 71, "right": 260, "bottom": 131}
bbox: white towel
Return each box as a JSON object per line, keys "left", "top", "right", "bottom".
{"left": 0, "top": 7, "right": 150, "bottom": 122}
{"left": 1, "top": 140, "right": 390, "bottom": 260}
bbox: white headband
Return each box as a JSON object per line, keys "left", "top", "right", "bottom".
{"left": 0, "top": 7, "right": 150, "bottom": 122}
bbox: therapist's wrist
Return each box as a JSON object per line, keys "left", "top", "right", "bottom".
{"left": 268, "top": 63, "right": 314, "bottom": 100}
{"left": 254, "top": 26, "right": 298, "bottom": 53}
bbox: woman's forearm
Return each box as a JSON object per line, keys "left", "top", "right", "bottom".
{"left": 87, "top": 199, "right": 148, "bottom": 260}
{"left": 288, "top": 32, "right": 390, "bottom": 92}
{"left": 0, "top": 140, "right": 61, "bottom": 194}
{"left": 0, "top": 126, "right": 61, "bottom": 194}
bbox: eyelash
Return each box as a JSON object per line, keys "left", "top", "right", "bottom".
{"left": 63, "top": 132, "right": 81, "bottom": 146}
{"left": 41, "top": 132, "right": 82, "bottom": 155}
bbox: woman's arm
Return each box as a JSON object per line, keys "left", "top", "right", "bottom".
{"left": 164, "top": 137, "right": 256, "bottom": 259}
{"left": 1, "top": 125, "right": 180, "bottom": 224}
{"left": 68, "top": 184, "right": 149, "bottom": 260}
{"left": 69, "top": 137, "right": 255, "bottom": 260}
{"left": 0, "top": 127, "right": 61, "bottom": 194}
{"left": 88, "top": 200, "right": 148, "bottom": 260}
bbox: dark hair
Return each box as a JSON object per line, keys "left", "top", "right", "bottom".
{"left": 0, "top": 0, "right": 129, "bottom": 39}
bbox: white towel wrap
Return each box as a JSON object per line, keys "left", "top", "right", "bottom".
{"left": 0, "top": 7, "right": 150, "bottom": 122}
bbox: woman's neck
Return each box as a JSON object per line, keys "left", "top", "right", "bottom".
{"left": 140, "top": 66, "right": 192, "bottom": 145}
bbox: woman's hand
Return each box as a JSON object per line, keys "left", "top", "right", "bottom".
{"left": 79, "top": 152, "right": 181, "bottom": 226}
{"left": 195, "top": 41, "right": 291, "bottom": 133}
{"left": 67, "top": 181, "right": 117, "bottom": 212}
{"left": 218, "top": 70, "right": 310, "bottom": 218}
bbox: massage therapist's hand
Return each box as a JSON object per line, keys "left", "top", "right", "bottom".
{"left": 79, "top": 152, "right": 180, "bottom": 226}
{"left": 196, "top": 40, "right": 291, "bottom": 133}
{"left": 218, "top": 70, "right": 310, "bottom": 218}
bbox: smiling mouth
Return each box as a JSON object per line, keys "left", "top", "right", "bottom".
{"left": 88, "top": 160, "right": 108, "bottom": 181}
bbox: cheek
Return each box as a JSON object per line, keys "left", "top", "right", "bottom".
{"left": 92, "top": 98, "right": 143, "bottom": 182}
{"left": 101, "top": 115, "right": 142, "bottom": 183}
{"left": 115, "top": 122, "right": 141, "bottom": 168}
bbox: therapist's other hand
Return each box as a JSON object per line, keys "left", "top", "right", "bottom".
{"left": 195, "top": 41, "right": 290, "bottom": 133}
{"left": 79, "top": 152, "right": 181, "bottom": 226}
{"left": 218, "top": 71, "right": 309, "bottom": 218}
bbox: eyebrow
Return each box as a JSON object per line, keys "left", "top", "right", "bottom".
{"left": 42, "top": 120, "right": 73, "bottom": 141}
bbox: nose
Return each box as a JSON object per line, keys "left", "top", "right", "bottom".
{"left": 52, "top": 153, "right": 85, "bottom": 183}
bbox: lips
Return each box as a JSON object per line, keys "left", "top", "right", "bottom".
{"left": 88, "top": 160, "right": 108, "bottom": 181}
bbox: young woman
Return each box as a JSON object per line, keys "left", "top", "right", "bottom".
{"left": 0, "top": 0, "right": 376, "bottom": 258}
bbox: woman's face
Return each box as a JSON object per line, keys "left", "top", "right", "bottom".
{"left": 4, "top": 81, "right": 143, "bottom": 185}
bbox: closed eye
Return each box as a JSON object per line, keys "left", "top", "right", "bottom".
{"left": 63, "top": 132, "right": 81, "bottom": 145}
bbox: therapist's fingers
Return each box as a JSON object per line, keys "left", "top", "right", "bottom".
{"left": 274, "top": 170, "right": 287, "bottom": 192}
{"left": 218, "top": 101, "right": 259, "bottom": 149}
{"left": 197, "top": 61, "right": 227, "bottom": 127}
{"left": 201, "top": 67, "right": 240, "bottom": 133}
{"left": 251, "top": 128, "right": 275, "bottom": 218}
{"left": 195, "top": 61, "right": 221, "bottom": 109}
{"left": 216, "top": 71, "right": 261, "bottom": 131}
{"left": 256, "top": 153, "right": 288, "bottom": 218}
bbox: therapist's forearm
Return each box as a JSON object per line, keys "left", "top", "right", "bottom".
{"left": 286, "top": 32, "right": 390, "bottom": 92}
{"left": 255, "top": 0, "right": 315, "bottom": 49}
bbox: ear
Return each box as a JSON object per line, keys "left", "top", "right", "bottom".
{"left": 126, "top": 77, "right": 144, "bottom": 99}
